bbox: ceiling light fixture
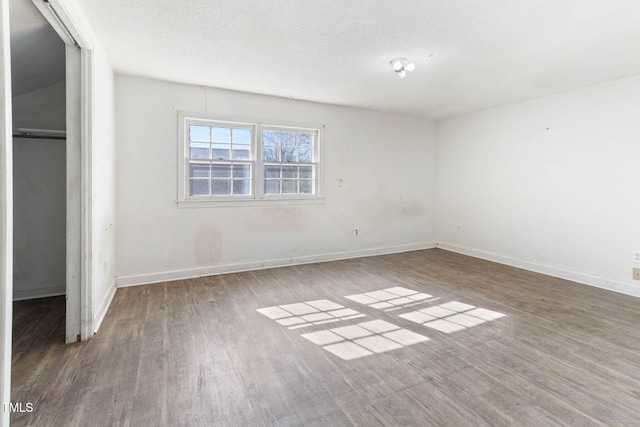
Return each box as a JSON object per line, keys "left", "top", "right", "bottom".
{"left": 390, "top": 58, "right": 415, "bottom": 78}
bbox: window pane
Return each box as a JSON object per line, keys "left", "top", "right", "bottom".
{"left": 282, "top": 166, "right": 298, "bottom": 178}
{"left": 263, "top": 146, "right": 279, "bottom": 161}
{"left": 232, "top": 128, "right": 251, "bottom": 144}
{"left": 298, "top": 133, "right": 313, "bottom": 147}
{"left": 264, "top": 180, "right": 280, "bottom": 195}
{"left": 211, "top": 180, "right": 231, "bottom": 195}
{"left": 232, "top": 164, "right": 250, "bottom": 178}
{"left": 190, "top": 142, "right": 209, "bottom": 159}
{"left": 299, "top": 180, "right": 313, "bottom": 194}
{"left": 189, "top": 125, "right": 210, "bottom": 142}
{"left": 299, "top": 166, "right": 313, "bottom": 179}
{"left": 212, "top": 144, "right": 230, "bottom": 160}
{"left": 232, "top": 180, "right": 251, "bottom": 195}
{"left": 189, "top": 179, "right": 210, "bottom": 196}
{"left": 263, "top": 130, "right": 280, "bottom": 146}
{"left": 282, "top": 132, "right": 296, "bottom": 146}
{"left": 189, "top": 163, "right": 210, "bottom": 178}
{"left": 232, "top": 146, "right": 250, "bottom": 160}
{"left": 281, "top": 147, "right": 297, "bottom": 163}
{"left": 298, "top": 148, "right": 312, "bottom": 163}
{"left": 264, "top": 165, "right": 281, "bottom": 178}
{"left": 212, "top": 127, "right": 231, "bottom": 143}
{"left": 211, "top": 164, "right": 231, "bottom": 178}
{"left": 282, "top": 180, "right": 297, "bottom": 194}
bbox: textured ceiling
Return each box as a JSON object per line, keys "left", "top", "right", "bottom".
{"left": 78, "top": 0, "right": 640, "bottom": 119}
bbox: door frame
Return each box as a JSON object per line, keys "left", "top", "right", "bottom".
{"left": 1, "top": 0, "right": 13, "bottom": 424}
{"left": 1, "top": 1, "right": 95, "bottom": 422}
{"left": 32, "top": 0, "right": 94, "bottom": 342}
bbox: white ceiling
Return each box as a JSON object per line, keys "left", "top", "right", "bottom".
{"left": 78, "top": 0, "right": 640, "bottom": 119}
{"left": 10, "top": 0, "right": 65, "bottom": 98}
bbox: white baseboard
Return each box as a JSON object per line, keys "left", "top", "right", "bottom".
{"left": 13, "top": 285, "right": 65, "bottom": 301}
{"left": 437, "top": 242, "right": 640, "bottom": 298}
{"left": 93, "top": 278, "right": 117, "bottom": 333}
{"left": 117, "top": 241, "right": 437, "bottom": 288}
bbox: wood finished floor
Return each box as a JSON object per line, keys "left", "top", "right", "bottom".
{"left": 11, "top": 249, "right": 640, "bottom": 426}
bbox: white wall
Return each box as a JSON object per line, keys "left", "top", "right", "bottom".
{"left": 437, "top": 75, "right": 640, "bottom": 296}
{"left": 13, "top": 137, "right": 66, "bottom": 300}
{"left": 89, "top": 45, "right": 116, "bottom": 331}
{"left": 115, "top": 74, "right": 438, "bottom": 285}
{"left": 12, "top": 82, "right": 65, "bottom": 131}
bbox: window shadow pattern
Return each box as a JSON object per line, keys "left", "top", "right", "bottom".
{"left": 257, "top": 299, "right": 365, "bottom": 330}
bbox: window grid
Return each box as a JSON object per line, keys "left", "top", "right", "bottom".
{"left": 262, "top": 128, "right": 317, "bottom": 197}
{"left": 187, "top": 122, "right": 254, "bottom": 197}
{"left": 180, "top": 114, "right": 321, "bottom": 203}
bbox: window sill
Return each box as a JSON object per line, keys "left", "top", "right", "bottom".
{"left": 177, "top": 197, "right": 325, "bottom": 209}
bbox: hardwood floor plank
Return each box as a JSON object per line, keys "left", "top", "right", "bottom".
{"left": 10, "top": 249, "right": 640, "bottom": 426}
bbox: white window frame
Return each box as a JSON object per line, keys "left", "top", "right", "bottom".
{"left": 178, "top": 112, "right": 323, "bottom": 208}
{"left": 180, "top": 116, "right": 257, "bottom": 201}
{"left": 259, "top": 124, "right": 320, "bottom": 201}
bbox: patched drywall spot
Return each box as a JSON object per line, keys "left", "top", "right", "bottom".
{"left": 363, "top": 196, "right": 427, "bottom": 223}
{"left": 401, "top": 201, "right": 427, "bottom": 218}
{"left": 195, "top": 228, "right": 223, "bottom": 265}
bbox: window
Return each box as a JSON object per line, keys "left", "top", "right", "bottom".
{"left": 179, "top": 114, "right": 321, "bottom": 205}
{"left": 262, "top": 128, "right": 316, "bottom": 196}
{"left": 187, "top": 122, "right": 254, "bottom": 197}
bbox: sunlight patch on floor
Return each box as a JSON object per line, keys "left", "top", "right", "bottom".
{"left": 256, "top": 288, "right": 506, "bottom": 361}
{"left": 345, "top": 286, "right": 436, "bottom": 311}
{"left": 302, "top": 320, "right": 429, "bottom": 360}
{"left": 399, "top": 301, "right": 506, "bottom": 333}
{"left": 257, "top": 299, "right": 365, "bottom": 330}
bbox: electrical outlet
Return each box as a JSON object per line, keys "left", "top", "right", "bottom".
{"left": 634, "top": 268, "right": 640, "bottom": 281}
{"left": 634, "top": 251, "right": 640, "bottom": 263}
{"left": 354, "top": 228, "right": 359, "bottom": 237}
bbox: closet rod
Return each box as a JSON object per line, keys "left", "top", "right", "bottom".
{"left": 12, "top": 134, "right": 66, "bottom": 140}
{"left": 12, "top": 128, "right": 66, "bottom": 140}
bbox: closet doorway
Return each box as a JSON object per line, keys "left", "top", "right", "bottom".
{"left": 10, "top": 0, "right": 83, "bottom": 344}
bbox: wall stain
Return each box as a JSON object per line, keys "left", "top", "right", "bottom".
{"left": 195, "top": 228, "right": 223, "bottom": 265}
